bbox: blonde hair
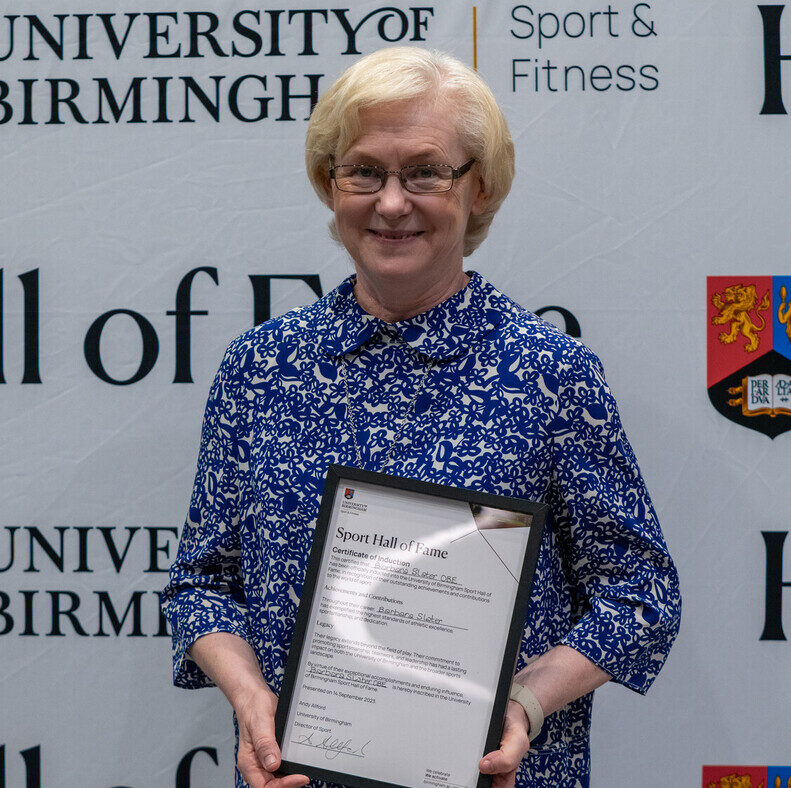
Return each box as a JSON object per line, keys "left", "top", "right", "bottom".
{"left": 305, "top": 47, "right": 515, "bottom": 256}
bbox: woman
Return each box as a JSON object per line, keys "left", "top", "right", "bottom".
{"left": 162, "top": 47, "right": 681, "bottom": 788}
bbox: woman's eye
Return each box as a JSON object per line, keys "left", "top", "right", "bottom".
{"left": 414, "top": 167, "right": 438, "bottom": 179}
{"left": 354, "top": 166, "right": 377, "bottom": 178}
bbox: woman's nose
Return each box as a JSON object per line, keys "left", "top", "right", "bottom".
{"left": 375, "top": 173, "right": 412, "bottom": 217}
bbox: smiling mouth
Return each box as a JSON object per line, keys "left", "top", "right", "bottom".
{"left": 368, "top": 229, "right": 424, "bottom": 240}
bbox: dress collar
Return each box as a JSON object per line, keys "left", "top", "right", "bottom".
{"left": 314, "top": 271, "right": 508, "bottom": 361}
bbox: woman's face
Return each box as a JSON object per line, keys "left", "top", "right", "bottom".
{"left": 329, "top": 99, "right": 486, "bottom": 293}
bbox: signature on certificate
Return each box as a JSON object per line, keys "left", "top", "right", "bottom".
{"left": 293, "top": 731, "right": 371, "bottom": 760}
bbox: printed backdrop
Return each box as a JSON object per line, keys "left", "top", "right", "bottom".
{"left": 2, "top": 2, "right": 790, "bottom": 786}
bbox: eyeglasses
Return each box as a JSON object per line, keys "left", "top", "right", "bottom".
{"left": 329, "top": 159, "right": 476, "bottom": 194}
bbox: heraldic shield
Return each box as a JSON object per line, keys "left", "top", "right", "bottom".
{"left": 707, "top": 276, "right": 791, "bottom": 438}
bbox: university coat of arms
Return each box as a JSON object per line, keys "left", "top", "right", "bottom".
{"left": 707, "top": 276, "right": 791, "bottom": 438}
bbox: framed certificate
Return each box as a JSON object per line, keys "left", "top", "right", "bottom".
{"left": 275, "top": 465, "right": 547, "bottom": 788}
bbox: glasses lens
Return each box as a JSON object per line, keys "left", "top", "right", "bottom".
{"left": 333, "top": 165, "right": 382, "bottom": 193}
{"left": 402, "top": 164, "right": 453, "bottom": 193}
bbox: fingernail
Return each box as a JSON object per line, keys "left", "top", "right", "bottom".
{"left": 264, "top": 755, "right": 277, "bottom": 769}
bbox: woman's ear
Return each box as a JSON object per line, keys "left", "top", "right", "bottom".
{"left": 471, "top": 176, "right": 489, "bottom": 216}
{"left": 325, "top": 158, "right": 336, "bottom": 209}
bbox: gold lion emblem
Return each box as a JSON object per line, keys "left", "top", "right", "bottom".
{"left": 708, "top": 773, "right": 791, "bottom": 788}
{"left": 707, "top": 775, "right": 764, "bottom": 788}
{"left": 780, "top": 285, "right": 791, "bottom": 343}
{"left": 711, "top": 283, "right": 770, "bottom": 353}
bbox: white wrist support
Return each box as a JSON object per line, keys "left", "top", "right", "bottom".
{"left": 508, "top": 683, "right": 544, "bottom": 740}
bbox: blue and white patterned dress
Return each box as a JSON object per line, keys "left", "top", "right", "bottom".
{"left": 162, "top": 271, "right": 681, "bottom": 788}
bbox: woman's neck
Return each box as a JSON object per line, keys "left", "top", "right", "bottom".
{"left": 352, "top": 270, "right": 470, "bottom": 323}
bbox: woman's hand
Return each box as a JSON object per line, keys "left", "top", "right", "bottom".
{"left": 234, "top": 685, "right": 309, "bottom": 788}
{"left": 478, "top": 700, "right": 531, "bottom": 788}
{"left": 187, "top": 633, "right": 308, "bottom": 788}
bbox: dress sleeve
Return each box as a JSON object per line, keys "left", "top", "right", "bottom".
{"left": 161, "top": 337, "right": 252, "bottom": 689}
{"left": 548, "top": 343, "right": 681, "bottom": 694}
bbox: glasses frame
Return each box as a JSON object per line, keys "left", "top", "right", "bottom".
{"left": 329, "top": 158, "right": 476, "bottom": 194}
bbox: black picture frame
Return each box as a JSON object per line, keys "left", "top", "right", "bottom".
{"left": 274, "top": 464, "right": 547, "bottom": 788}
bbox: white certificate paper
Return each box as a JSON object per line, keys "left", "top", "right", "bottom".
{"left": 277, "top": 467, "right": 545, "bottom": 788}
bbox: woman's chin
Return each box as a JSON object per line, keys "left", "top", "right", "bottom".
{"left": 355, "top": 257, "right": 433, "bottom": 282}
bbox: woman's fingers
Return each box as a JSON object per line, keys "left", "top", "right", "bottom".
{"left": 491, "top": 768, "right": 518, "bottom": 788}
{"left": 237, "top": 739, "right": 309, "bottom": 787}
{"left": 235, "top": 687, "right": 310, "bottom": 786}
{"left": 479, "top": 746, "right": 523, "bottom": 775}
{"left": 251, "top": 726, "right": 281, "bottom": 772}
{"left": 479, "top": 700, "right": 530, "bottom": 781}
{"left": 237, "top": 762, "right": 309, "bottom": 788}
{"left": 265, "top": 775, "right": 310, "bottom": 788}
{"left": 237, "top": 740, "right": 273, "bottom": 788}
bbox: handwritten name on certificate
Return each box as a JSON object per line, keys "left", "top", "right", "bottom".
{"left": 278, "top": 472, "right": 538, "bottom": 788}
